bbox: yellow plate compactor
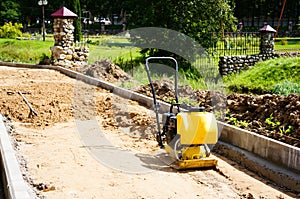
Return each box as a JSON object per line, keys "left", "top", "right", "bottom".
{"left": 145, "top": 57, "right": 218, "bottom": 170}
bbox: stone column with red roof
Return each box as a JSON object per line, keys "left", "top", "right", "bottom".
{"left": 259, "top": 23, "right": 276, "bottom": 54}
{"left": 50, "top": 7, "right": 89, "bottom": 70}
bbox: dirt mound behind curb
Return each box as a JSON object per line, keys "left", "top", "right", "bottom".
{"left": 80, "top": 59, "right": 132, "bottom": 83}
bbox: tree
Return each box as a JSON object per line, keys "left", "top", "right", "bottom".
{"left": 65, "top": 0, "right": 82, "bottom": 42}
{"left": 0, "top": 0, "right": 21, "bottom": 25}
{"left": 126, "top": 0, "right": 237, "bottom": 48}
{"left": 123, "top": 0, "right": 237, "bottom": 78}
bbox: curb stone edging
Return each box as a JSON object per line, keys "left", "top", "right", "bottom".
{"left": 0, "top": 114, "right": 34, "bottom": 199}
{"left": 214, "top": 141, "right": 300, "bottom": 193}
{"left": 218, "top": 121, "right": 300, "bottom": 174}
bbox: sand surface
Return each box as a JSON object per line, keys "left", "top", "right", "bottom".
{"left": 0, "top": 66, "right": 296, "bottom": 198}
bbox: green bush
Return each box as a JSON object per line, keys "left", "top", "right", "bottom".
{"left": 273, "top": 80, "right": 300, "bottom": 96}
{"left": 0, "top": 22, "right": 23, "bottom": 39}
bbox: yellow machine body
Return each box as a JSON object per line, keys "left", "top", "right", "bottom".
{"left": 164, "top": 111, "right": 218, "bottom": 169}
{"left": 177, "top": 112, "right": 218, "bottom": 145}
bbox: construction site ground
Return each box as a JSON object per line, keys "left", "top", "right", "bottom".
{"left": 0, "top": 66, "right": 297, "bottom": 199}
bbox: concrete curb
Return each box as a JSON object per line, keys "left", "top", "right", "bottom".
{"left": 219, "top": 121, "right": 300, "bottom": 174}
{"left": 214, "top": 141, "right": 300, "bottom": 192}
{"left": 0, "top": 62, "right": 299, "bottom": 192}
{"left": 0, "top": 114, "right": 33, "bottom": 199}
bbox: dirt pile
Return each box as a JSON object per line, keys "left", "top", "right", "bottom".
{"left": 0, "top": 69, "right": 74, "bottom": 128}
{"left": 0, "top": 68, "right": 155, "bottom": 141}
{"left": 227, "top": 93, "right": 300, "bottom": 147}
{"left": 111, "top": 99, "right": 157, "bottom": 141}
{"left": 136, "top": 80, "right": 300, "bottom": 147}
{"left": 80, "top": 59, "right": 132, "bottom": 83}
{"left": 136, "top": 79, "right": 198, "bottom": 102}
{"left": 1, "top": 66, "right": 299, "bottom": 147}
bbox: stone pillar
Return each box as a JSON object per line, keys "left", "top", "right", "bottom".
{"left": 51, "top": 18, "right": 76, "bottom": 62}
{"left": 259, "top": 23, "right": 276, "bottom": 54}
{"left": 50, "top": 7, "right": 89, "bottom": 70}
{"left": 53, "top": 18, "right": 75, "bottom": 47}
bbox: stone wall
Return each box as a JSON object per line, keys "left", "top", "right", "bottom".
{"left": 219, "top": 52, "right": 299, "bottom": 76}
{"left": 51, "top": 18, "right": 89, "bottom": 71}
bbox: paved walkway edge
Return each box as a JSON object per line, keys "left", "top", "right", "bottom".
{"left": 0, "top": 114, "right": 33, "bottom": 199}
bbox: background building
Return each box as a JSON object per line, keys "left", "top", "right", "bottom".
{"left": 235, "top": 0, "right": 300, "bottom": 34}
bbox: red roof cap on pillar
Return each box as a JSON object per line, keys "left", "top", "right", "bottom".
{"left": 259, "top": 23, "right": 276, "bottom": 33}
{"left": 51, "top": 7, "right": 78, "bottom": 18}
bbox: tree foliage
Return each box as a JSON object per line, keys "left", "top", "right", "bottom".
{"left": 65, "top": 0, "right": 82, "bottom": 42}
{"left": 0, "top": 0, "right": 21, "bottom": 25}
{"left": 126, "top": 0, "right": 237, "bottom": 48}
{"left": 123, "top": 0, "right": 237, "bottom": 78}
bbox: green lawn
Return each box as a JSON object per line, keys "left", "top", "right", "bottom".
{"left": 0, "top": 36, "right": 141, "bottom": 65}
{"left": 89, "top": 45, "right": 140, "bottom": 65}
{"left": 223, "top": 57, "right": 300, "bottom": 94}
{"left": 0, "top": 39, "right": 53, "bottom": 63}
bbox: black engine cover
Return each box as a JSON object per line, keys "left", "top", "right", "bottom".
{"left": 162, "top": 113, "right": 177, "bottom": 145}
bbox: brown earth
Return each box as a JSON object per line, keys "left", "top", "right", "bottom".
{"left": 79, "top": 59, "right": 133, "bottom": 83}
{"left": 0, "top": 66, "right": 297, "bottom": 198}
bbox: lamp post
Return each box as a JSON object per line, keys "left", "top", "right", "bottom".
{"left": 38, "top": 0, "right": 48, "bottom": 41}
{"left": 239, "top": 22, "right": 243, "bottom": 32}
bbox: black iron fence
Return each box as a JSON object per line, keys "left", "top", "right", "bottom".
{"left": 189, "top": 32, "right": 262, "bottom": 80}
{"left": 207, "top": 32, "right": 260, "bottom": 58}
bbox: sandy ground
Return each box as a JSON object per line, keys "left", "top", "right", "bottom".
{"left": 0, "top": 66, "right": 297, "bottom": 199}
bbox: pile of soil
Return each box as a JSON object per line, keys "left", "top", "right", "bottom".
{"left": 136, "top": 80, "right": 300, "bottom": 147}
{"left": 227, "top": 93, "right": 300, "bottom": 147}
{"left": 136, "top": 79, "right": 198, "bottom": 102}
{"left": 3, "top": 67, "right": 297, "bottom": 147}
{"left": 0, "top": 68, "right": 155, "bottom": 140}
{"left": 80, "top": 59, "right": 132, "bottom": 83}
{"left": 0, "top": 69, "right": 74, "bottom": 129}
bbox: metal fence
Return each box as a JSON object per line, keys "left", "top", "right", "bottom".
{"left": 207, "top": 32, "right": 260, "bottom": 58}
{"left": 189, "top": 32, "right": 262, "bottom": 80}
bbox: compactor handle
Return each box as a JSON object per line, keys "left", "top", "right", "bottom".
{"left": 170, "top": 103, "right": 181, "bottom": 113}
{"left": 145, "top": 57, "right": 179, "bottom": 148}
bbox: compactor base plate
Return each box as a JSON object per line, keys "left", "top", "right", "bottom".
{"left": 170, "top": 158, "right": 218, "bottom": 170}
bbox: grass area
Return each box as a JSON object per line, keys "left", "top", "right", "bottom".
{"left": 87, "top": 35, "right": 143, "bottom": 67}
{"left": 89, "top": 45, "right": 141, "bottom": 65}
{"left": 0, "top": 36, "right": 140, "bottom": 65}
{"left": 275, "top": 43, "right": 300, "bottom": 49}
{"left": 275, "top": 43, "right": 300, "bottom": 51}
{"left": 223, "top": 57, "right": 300, "bottom": 94}
{"left": 274, "top": 37, "right": 300, "bottom": 51}
{"left": 118, "top": 62, "right": 219, "bottom": 93}
{"left": 0, "top": 39, "right": 53, "bottom": 63}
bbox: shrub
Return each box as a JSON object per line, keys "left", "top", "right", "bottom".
{"left": 273, "top": 80, "right": 300, "bottom": 96}
{"left": 0, "top": 22, "right": 23, "bottom": 39}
